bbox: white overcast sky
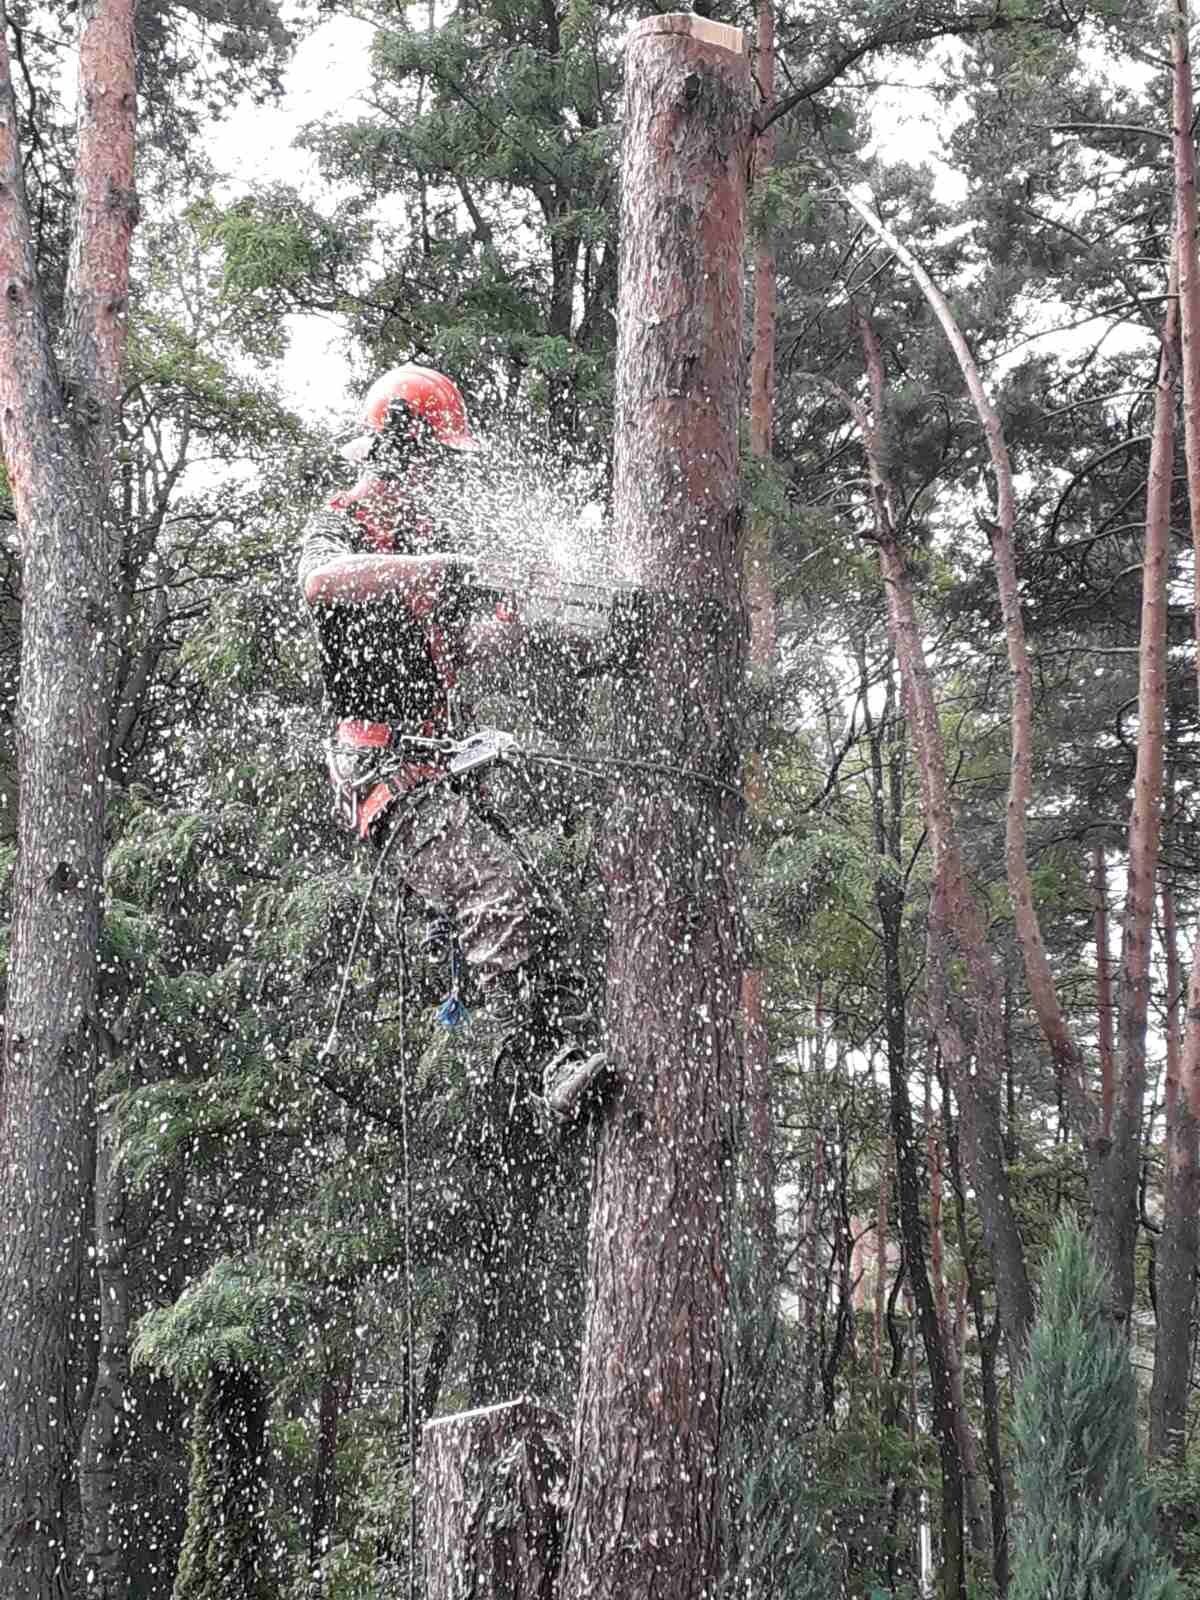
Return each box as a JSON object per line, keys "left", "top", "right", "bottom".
{"left": 208, "top": 17, "right": 378, "bottom": 423}
{"left": 205, "top": 22, "right": 1139, "bottom": 427}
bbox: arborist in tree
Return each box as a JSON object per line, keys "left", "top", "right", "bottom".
{"left": 298, "top": 362, "right": 602, "bottom": 1116}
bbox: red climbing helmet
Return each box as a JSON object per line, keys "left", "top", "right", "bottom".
{"left": 342, "top": 363, "right": 480, "bottom": 461}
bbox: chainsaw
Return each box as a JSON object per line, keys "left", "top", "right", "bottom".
{"left": 468, "top": 557, "right": 640, "bottom": 643}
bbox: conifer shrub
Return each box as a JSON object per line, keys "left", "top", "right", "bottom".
{"left": 1010, "top": 1220, "right": 1180, "bottom": 1600}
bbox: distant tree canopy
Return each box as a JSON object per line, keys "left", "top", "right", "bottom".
{"left": 4, "top": 0, "right": 1200, "bottom": 1596}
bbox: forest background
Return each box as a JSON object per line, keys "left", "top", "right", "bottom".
{"left": 3, "top": 0, "right": 1200, "bottom": 1597}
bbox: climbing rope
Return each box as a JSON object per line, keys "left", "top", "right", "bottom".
{"left": 393, "top": 884, "right": 420, "bottom": 1600}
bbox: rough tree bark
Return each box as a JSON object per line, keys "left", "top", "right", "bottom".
{"left": 421, "top": 1401, "right": 567, "bottom": 1600}
{"left": 78, "top": 1102, "right": 131, "bottom": 1600}
{"left": 740, "top": 0, "right": 778, "bottom": 1284}
{"left": 0, "top": 0, "right": 135, "bottom": 1593}
{"left": 558, "top": 17, "right": 750, "bottom": 1600}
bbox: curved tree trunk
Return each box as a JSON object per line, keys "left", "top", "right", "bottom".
{"left": 558, "top": 20, "right": 750, "bottom": 1600}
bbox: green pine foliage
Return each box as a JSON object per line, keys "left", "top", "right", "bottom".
{"left": 1010, "top": 1221, "right": 1180, "bottom": 1600}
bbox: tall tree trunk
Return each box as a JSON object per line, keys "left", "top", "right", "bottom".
{"left": 873, "top": 1161, "right": 889, "bottom": 1386}
{"left": 0, "top": 1, "right": 135, "bottom": 1593}
{"left": 1092, "top": 844, "right": 1116, "bottom": 1141}
{"left": 79, "top": 1101, "right": 131, "bottom": 1600}
{"left": 741, "top": 0, "right": 778, "bottom": 1285}
{"left": 843, "top": 183, "right": 1182, "bottom": 1329}
{"left": 929, "top": 1110, "right": 986, "bottom": 1562}
{"left": 308, "top": 1358, "right": 352, "bottom": 1575}
{"left": 1155, "top": 0, "right": 1200, "bottom": 1455}
{"left": 1091, "top": 251, "right": 1177, "bottom": 1325}
{"left": 1150, "top": 865, "right": 1196, "bottom": 1462}
{"left": 558, "top": 19, "right": 750, "bottom": 1600}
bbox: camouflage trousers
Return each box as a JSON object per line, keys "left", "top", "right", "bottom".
{"left": 383, "top": 785, "right": 559, "bottom": 992}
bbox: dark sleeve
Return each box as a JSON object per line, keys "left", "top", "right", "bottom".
{"left": 296, "top": 503, "right": 352, "bottom": 595}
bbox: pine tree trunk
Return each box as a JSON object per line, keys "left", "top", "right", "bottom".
{"left": 1091, "top": 255, "right": 1176, "bottom": 1327}
{"left": 1153, "top": 0, "right": 1200, "bottom": 1458}
{"left": 558, "top": 18, "right": 750, "bottom": 1600}
{"left": 1092, "top": 845, "right": 1116, "bottom": 1141}
{"left": 862, "top": 647, "right": 968, "bottom": 1598}
{"left": 1150, "top": 868, "right": 1196, "bottom": 1463}
{"left": 0, "top": 1, "right": 134, "bottom": 1592}
{"left": 79, "top": 1102, "right": 131, "bottom": 1600}
{"left": 741, "top": 0, "right": 778, "bottom": 1285}
{"left": 308, "top": 1360, "right": 352, "bottom": 1574}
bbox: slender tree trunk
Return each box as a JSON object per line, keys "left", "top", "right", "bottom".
{"left": 947, "top": 1115, "right": 1008, "bottom": 1594}
{"left": 801, "top": 1130, "right": 824, "bottom": 1425}
{"left": 559, "top": 20, "right": 750, "bottom": 1599}
{"left": 308, "top": 1358, "right": 352, "bottom": 1574}
{"left": 1151, "top": 866, "right": 1196, "bottom": 1462}
{"left": 847, "top": 313, "right": 1034, "bottom": 1358}
{"left": 866, "top": 697, "right": 967, "bottom": 1600}
{"left": 0, "top": 2, "right": 134, "bottom": 1592}
{"left": 1093, "top": 844, "right": 1117, "bottom": 1142}
{"left": 1154, "top": 0, "right": 1200, "bottom": 1456}
{"left": 873, "top": 1161, "right": 889, "bottom": 1386}
{"left": 929, "top": 1111, "right": 986, "bottom": 1561}
{"left": 1091, "top": 249, "right": 1177, "bottom": 1325}
{"left": 78, "top": 1102, "right": 131, "bottom": 1600}
{"left": 839, "top": 186, "right": 1096, "bottom": 1143}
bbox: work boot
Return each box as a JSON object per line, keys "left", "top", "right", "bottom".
{"left": 483, "top": 965, "right": 607, "bottom": 1128}
{"left": 536, "top": 1038, "right": 607, "bottom": 1128}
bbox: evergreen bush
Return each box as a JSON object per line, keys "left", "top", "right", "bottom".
{"left": 1010, "top": 1220, "right": 1180, "bottom": 1600}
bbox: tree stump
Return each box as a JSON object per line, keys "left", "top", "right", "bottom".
{"left": 420, "top": 1400, "right": 568, "bottom": 1600}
